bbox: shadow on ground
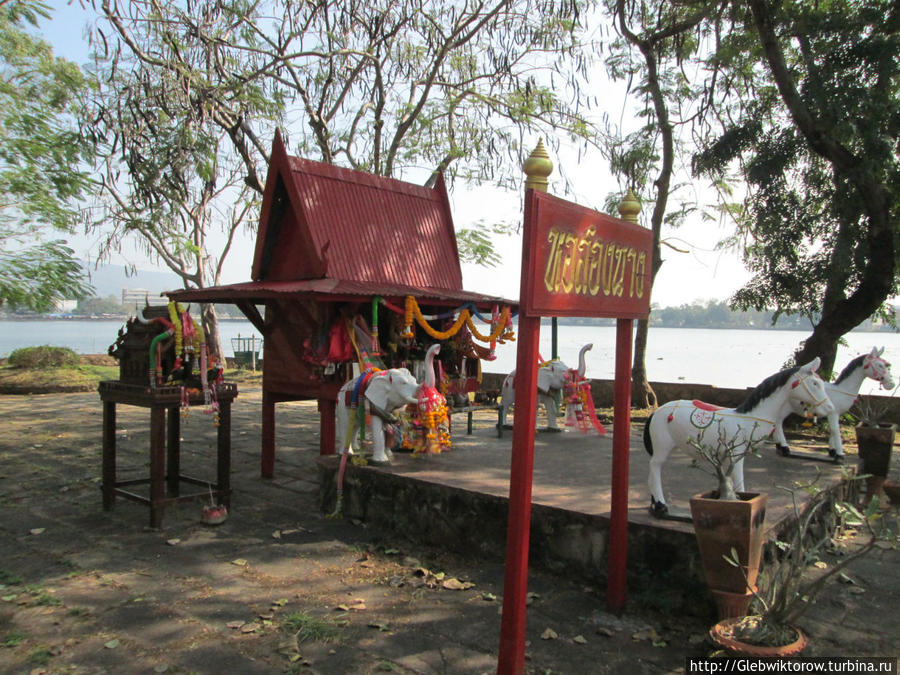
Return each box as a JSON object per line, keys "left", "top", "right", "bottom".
{"left": 0, "top": 388, "right": 897, "bottom": 674}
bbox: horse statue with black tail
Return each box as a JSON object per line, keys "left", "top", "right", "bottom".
{"left": 644, "top": 358, "right": 835, "bottom": 520}
{"left": 775, "top": 347, "right": 895, "bottom": 463}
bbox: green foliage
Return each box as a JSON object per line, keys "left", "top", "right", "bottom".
{"left": 8, "top": 345, "right": 79, "bottom": 369}
{"left": 455, "top": 220, "right": 519, "bottom": 267}
{"left": 84, "top": 0, "right": 601, "bottom": 281}
{"left": 724, "top": 474, "right": 897, "bottom": 645}
{"left": 0, "top": 0, "right": 93, "bottom": 311}
{"left": 693, "top": 0, "right": 899, "bottom": 343}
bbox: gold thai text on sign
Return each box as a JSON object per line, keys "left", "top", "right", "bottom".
{"left": 543, "top": 226, "right": 647, "bottom": 299}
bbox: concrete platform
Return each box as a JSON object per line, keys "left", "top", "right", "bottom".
{"left": 318, "top": 407, "right": 856, "bottom": 612}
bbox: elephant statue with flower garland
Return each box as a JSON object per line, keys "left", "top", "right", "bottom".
{"left": 335, "top": 344, "right": 447, "bottom": 464}
{"left": 401, "top": 344, "right": 450, "bottom": 454}
{"left": 499, "top": 343, "right": 593, "bottom": 432}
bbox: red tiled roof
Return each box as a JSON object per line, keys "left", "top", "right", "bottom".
{"left": 251, "top": 131, "right": 463, "bottom": 291}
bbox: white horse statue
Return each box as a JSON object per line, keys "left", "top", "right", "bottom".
{"left": 644, "top": 358, "right": 835, "bottom": 518}
{"left": 775, "top": 347, "right": 895, "bottom": 462}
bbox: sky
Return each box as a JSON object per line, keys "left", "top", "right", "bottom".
{"left": 42, "top": 0, "right": 752, "bottom": 309}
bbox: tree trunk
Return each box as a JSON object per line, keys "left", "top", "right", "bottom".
{"left": 626, "top": 36, "right": 671, "bottom": 411}
{"left": 631, "top": 317, "right": 657, "bottom": 408}
{"left": 201, "top": 302, "right": 224, "bottom": 362}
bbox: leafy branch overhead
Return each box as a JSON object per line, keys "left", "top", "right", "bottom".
{"left": 691, "top": 0, "right": 899, "bottom": 373}
{"left": 0, "top": 0, "right": 93, "bottom": 311}
{"left": 89, "top": 0, "right": 599, "bottom": 190}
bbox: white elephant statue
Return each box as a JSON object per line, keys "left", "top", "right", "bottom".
{"left": 335, "top": 344, "right": 443, "bottom": 464}
{"left": 499, "top": 343, "right": 593, "bottom": 432}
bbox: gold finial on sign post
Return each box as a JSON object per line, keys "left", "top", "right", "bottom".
{"left": 617, "top": 187, "right": 642, "bottom": 223}
{"left": 523, "top": 139, "right": 553, "bottom": 193}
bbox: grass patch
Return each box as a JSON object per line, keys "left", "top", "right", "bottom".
{"left": 0, "top": 363, "right": 119, "bottom": 393}
{"left": 8, "top": 346, "right": 79, "bottom": 368}
{"left": 0, "top": 352, "right": 259, "bottom": 394}
{"left": 281, "top": 611, "right": 342, "bottom": 643}
{"left": 0, "top": 570, "right": 22, "bottom": 585}
{"left": 2, "top": 631, "right": 26, "bottom": 648}
{"left": 29, "top": 646, "right": 51, "bottom": 665}
{"left": 24, "top": 585, "right": 61, "bottom": 606}
{"left": 225, "top": 368, "right": 263, "bottom": 386}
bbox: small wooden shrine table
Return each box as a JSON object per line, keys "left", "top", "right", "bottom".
{"left": 98, "top": 381, "right": 238, "bottom": 528}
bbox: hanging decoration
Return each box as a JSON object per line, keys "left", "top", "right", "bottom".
{"left": 562, "top": 369, "right": 607, "bottom": 436}
{"left": 135, "top": 301, "right": 223, "bottom": 425}
{"left": 399, "top": 296, "right": 514, "bottom": 345}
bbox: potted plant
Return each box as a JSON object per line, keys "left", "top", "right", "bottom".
{"left": 851, "top": 394, "right": 897, "bottom": 506}
{"left": 709, "top": 474, "right": 897, "bottom": 656}
{"left": 687, "top": 423, "right": 769, "bottom": 620}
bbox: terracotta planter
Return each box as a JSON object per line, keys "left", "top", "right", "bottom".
{"left": 690, "top": 491, "right": 768, "bottom": 600}
{"left": 856, "top": 423, "right": 896, "bottom": 477}
{"left": 710, "top": 617, "right": 807, "bottom": 657}
{"left": 884, "top": 479, "right": 900, "bottom": 505}
{"left": 710, "top": 587, "right": 755, "bottom": 620}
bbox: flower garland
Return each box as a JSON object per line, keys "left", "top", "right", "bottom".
{"left": 464, "top": 307, "right": 513, "bottom": 344}
{"left": 401, "top": 296, "right": 515, "bottom": 344}
{"left": 403, "top": 296, "right": 470, "bottom": 340}
{"left": 417, "top": 385, "right": 450, "bottom": 454}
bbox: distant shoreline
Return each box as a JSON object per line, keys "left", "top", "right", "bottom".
{"left": 0, "top": 316, "right": 894, "bottom": 333}
{"left": 0, "top": 316, "right": 251, "bottom": 322}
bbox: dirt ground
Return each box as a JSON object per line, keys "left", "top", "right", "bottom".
{"left": 0, "top": 386, "right": 897, "bottom": 674}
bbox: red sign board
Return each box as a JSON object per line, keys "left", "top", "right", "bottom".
{"left": 521, "top": 190, "right": 653, "bottom": 319}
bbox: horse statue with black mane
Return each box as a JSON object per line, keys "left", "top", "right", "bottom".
{"left": 644, "top": 358, "right": 835, "bottom": 519}
{"left": 775, "top": 347, "right": 895, "bottom": 463}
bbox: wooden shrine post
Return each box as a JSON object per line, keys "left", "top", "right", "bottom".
{"left": 497, "top": 145, "right": 650, "bottom": 674}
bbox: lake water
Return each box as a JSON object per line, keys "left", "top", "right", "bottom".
{"left": 1, "top": 319, "right": 897, "bottom": 396}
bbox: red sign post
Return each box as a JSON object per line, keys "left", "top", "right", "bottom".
{"left": 497, "top": 189, "right": 652, "bottom": 674}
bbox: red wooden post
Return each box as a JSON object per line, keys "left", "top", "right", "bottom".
{"left": 318, "top": 397, "right": 336, "bottom": 456}
{"left": 166, "top": 406, "right": 180, "bottom": 496}
{"left": 261, "top": 389, "right": 276, "bottom": 479}
{"left": 149, "top": 405, "right": 166, "bottom": 528}
{"left": 217, "top": 395, "right": 232, "bottom": 508}
{"left": 101, "top": 400, "right": 116, "bottom": 511}
{"left": 607, "top": 318, "right": 634, "bottom": 612}
{"left": 497, "top": 314, "right": 541, "bottom": 674}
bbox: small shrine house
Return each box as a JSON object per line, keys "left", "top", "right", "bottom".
{"left": 167, "top": 131, "right": 515, "bottom": 477}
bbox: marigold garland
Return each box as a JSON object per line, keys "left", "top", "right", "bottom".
{"left": 402, "top": 296, "right": 515, "bottom": 344}
{"left": 464, "top": 307, "right": 508, "bottom": 342}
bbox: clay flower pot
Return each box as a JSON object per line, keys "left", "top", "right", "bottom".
{"left": 883, "top": 479, "right": 900, "bottom": 505}
{"left": 690, "top": 491, "right": 767, "bottom": 619}
{"left": 710, "top": 616, "right": 807, "bottom": 657}
{"left": 856, "top": 423, "right": 896, "bottom": 506}
{"left": 856, "top": 423, "right": 896, "bottom": 477}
